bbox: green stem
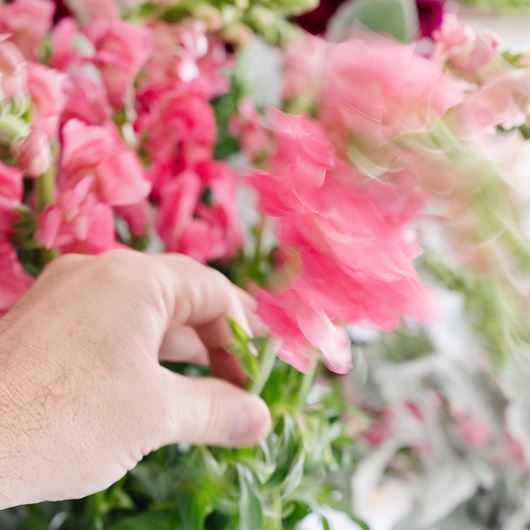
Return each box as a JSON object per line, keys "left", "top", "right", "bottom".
{"left": 35, "top": 164, "right": 59, "bottom": 265}
{"left": 249, "top": 216, "right": 266, "bottom": 281}
{"left": 35, "top": 164, "right": 56, "bottom": 213}
{"left": 297, "top": 361, "right": 317, "bottom": 406}
{"left": 251, "top": 341, "right": 276, "bottom": 396}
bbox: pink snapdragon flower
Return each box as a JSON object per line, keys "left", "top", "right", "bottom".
{"left": 0, "top": 162, "right": 23, "bottom": 232}
{"left": 229, "top": 98, "right": 271, "bottom": 160}
{"left": 0, "top": 236, "right": 33, "bottom": 315}
{"left": 320, "top": 33, "right": 463, "bottom": 145}
{"left": 60, "top": 119, "right": 151, "bottom": 206}
{"left": 432, "top": 14, "right": 498, "bottom": 72}
{"left": 256, "top": 289, "right": 352, "bottom": 373}
{"left": 14, "top": 131, "right": 52, "bottom": 177}
{"left": 140, "top": 20, "right": 230, "bottom": 99}
{"left": 136, "top": 85, "right": 216, "bottom": 195}
{"left": 36, "top": 177, "right": 115, "bottom": 254}
{"left": 250, "top": 112, "right": 430, "bottom": 372}
{"left": 50, "top": 17, "right": 81, "bottom": 71}
{"left": 27, "top": 63, "right": 67, "bottom": 139}
{"left": 0, "top": 38, "right": 27, "bottom": 100}
{"left": 155, "top": 161, "right": 242, "bottom": 263}
{"left": 0, "top": 0, "right": 54, "bottom": 61}
{"left": 282, "top": 34, "right": 327, "bottom": 103}
{"left": 84, "top": 19, "right": 152, "bottom": 107}
{"left": 60, "top": 73, "right": 112, "bottom": 126}
{"left": 452, "top": 70, "right": 530, "bottom": 136}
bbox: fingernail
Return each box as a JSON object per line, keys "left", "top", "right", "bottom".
{"left": 229, "top": 396, "right": 271, "bottom": 446}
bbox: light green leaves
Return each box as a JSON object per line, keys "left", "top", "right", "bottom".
{"left": 327, "top": 0, "right": 419, "bottom": 43}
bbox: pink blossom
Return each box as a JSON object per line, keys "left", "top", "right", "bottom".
{"left": 229, "top": 97, "right": 271, "bottom": 161}
{"left": 250, "top": 111, "right": 430, "bottom": 372}
{"left": 60, "top": 119, "right": 151, "bottom": 206}
{"left": 0, "top": 38, "right": 27, "bottom": 100}
{"left": 115, "top": 200, "right": 150, "bottom": 237}
{"left": 0, "top": 236, "right": 33, "bottom": 315}
{"left": 0, "top": 162, "right": 23, "bottom": 232}
{"left": 256, "top": 289, "right": 352, "bottom": 373}
{"left": 432, "top": 14, "right": 498, "bottom": 72}
{"left": 452, "top": 71, "right": 530, "bottom": 136}
{"left": 0, "top": 0, "right": 54, "bottom": 61}
{"left": 35, "top": 177, "right": 115, "bottom": 254}
{"left": 136, "top": 86, "right": 216, "bottom": 193}
{"left": 14, "top": 130, "right": 52, "bottom": 177}
{"left": 140, "top": 20, "right": 230, "bottom": 99}
{"left": 61, "top": 74, "right": 112, "bottom": 126}
{"left": 27, "top": 63, "right": 66, "bottom": 139}
{"left": 320, "top": 32, "right": 463, "bottom": 145}
{"left": 155, "top": 161, "right": 242, "bottom": 263}
{"left": 84, "top": 19, "right": 152, "bottom": 107}
{"left": 50, "top": 17, "right": 81, "bottom": 72}
{"left": 282, "top": 34, "right": 327, "bottom": 102}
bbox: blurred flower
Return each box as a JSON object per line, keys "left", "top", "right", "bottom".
{"left": 229, "top": 97, "right": 270, "bottom": 160}
{"left": 27, "top": 63, "right": 66, "bottom": 139}
{"left": 14, "top": 130, "right": 52, "bottom": 177}
{"left": 0, "top": 162, "right": 23, "bottom": 232}
{"left": 50, "top": 17, "right": 81, "bottom": 71}
{"left": 61, "top": 119, "right": 151, "bottom": 206}
{"left": 137, "top": 85, "right": 216, "bottom": 193}
{"left": 155, "top": 161, "right": 242, "bottom": 263}
{"left": 60, "top": 73, "right": 112, "bottom": 126}
{"left": 250, "top": 111, "right": 430, "bottom": 371}
{"left": 416, "top": 0, "right": 445, "bottom": 38}
{"left": 256, "top": 288, "right": 351, "bottom": 373}
{"left": 84, "top": 19, "right": 152, "bottom": 107}
{"left": 36, "top": 177, "right": 115, "bottom": 254}
{"left": 320, "top": 33, "right": 463, "bottom": 145}
{"left": 141, "top": 20, "right": 230, "bottom": 99}
{"left": 0, "top": 0, "right": 55, "bottom": 61}
{"left": 282, "top": 34, "right": 327, "bottom": 103}
{"left": 432, "top": 14, "right": 498, "bottom": 72}
{"left": 67, "top": 0, "right": 120, "bottom": 23}
{"left": 0, "top": 37, "right": 27, "bottom": 101}
{"left": 0, "top": 236, "right": 32, "bottom": 315}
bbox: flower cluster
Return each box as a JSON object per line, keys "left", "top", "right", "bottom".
{"left": 0, "top": 0, "right": 243, "bottom": 315}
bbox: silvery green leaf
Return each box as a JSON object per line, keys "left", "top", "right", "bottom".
{"left": 327, "top": 0, "right": 419, "bottom": 43}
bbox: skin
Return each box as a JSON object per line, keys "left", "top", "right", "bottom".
{"left": 0, "top": 249, "right": 271, "bottom": 509}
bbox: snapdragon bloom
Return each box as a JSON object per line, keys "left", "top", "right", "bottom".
{"left": 60, "top": 119, "right": 151, "bottom": 206}
{"left": 36, "top": 177, "right": 115, "bottom": 254}
{"left": 155, "top": 161, "right": 242, "bottom": 263}
{"left": 250, "top": 112, "right": 430, "bottom": 372}
{"left": 0, "top": 0, "right": 55, "bottom": 61}
{"left": 84, "top": 19, "right": 152, "bottom": 107}
{"left": 0, "top": 237, "right": 33, "bottom": 315}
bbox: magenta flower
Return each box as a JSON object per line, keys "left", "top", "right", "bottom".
{"left": 417, "top": 0, "right": 445, "bottom": 38}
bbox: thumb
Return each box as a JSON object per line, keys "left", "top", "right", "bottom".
{"left": 154, "top": 368, "right": 272, "bottom": 448}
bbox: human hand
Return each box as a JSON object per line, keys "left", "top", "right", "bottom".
{"left": 0, "top": 250, "right": 271, "bottom": 509}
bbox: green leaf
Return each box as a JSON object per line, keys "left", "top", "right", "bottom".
{"left": 107, "top": 512, "right": 174, "bottom": 530}
{"left": 327, "top": 0, "right": 419, "bottom": 43}
{"left": 237, "top": 465, "right": 263, "bottom": 530}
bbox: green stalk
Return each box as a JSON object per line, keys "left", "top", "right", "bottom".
{"left": 35, "top": 164, "right": 59, "bottom": 265}
{"left": 251, "top": 342, "right": 276, "bottom": 395}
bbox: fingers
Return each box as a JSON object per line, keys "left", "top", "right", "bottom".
{"left": 159, "top": 326, "right": 209, "bottom": 365}
{"left": 155, "top": 367, "right": 271, "bottom": 448}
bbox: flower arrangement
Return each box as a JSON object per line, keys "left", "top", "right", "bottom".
{"left": 2, "top": 0, "right": 530, "bottom": 529}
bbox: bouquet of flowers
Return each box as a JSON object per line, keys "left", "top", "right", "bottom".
{"left": 2, "top": 0, "right": 530, "bottom": 528}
